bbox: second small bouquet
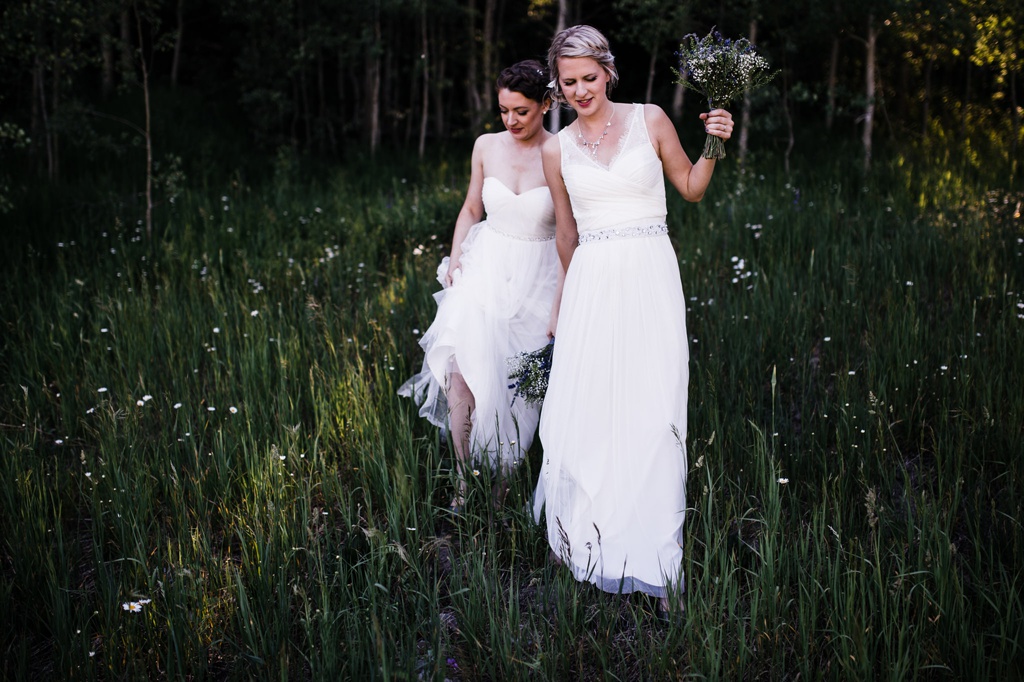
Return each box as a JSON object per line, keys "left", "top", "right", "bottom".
{"left": 673, "top": 28, "right": 777, "bottom": 159}
{"left": 507, "top": 338, "right": 554, "bottom": 406}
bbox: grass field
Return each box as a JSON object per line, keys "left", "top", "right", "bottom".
{"left": 1, "top": 135, "right": 1022, "bottom": 679}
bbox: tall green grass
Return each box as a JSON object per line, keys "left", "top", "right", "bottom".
{"left": 1, "top": 139, "right": 1022, "bottom": 679}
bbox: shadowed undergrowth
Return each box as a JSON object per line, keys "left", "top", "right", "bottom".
{"left": 1, "top": 141, "right": 1022, "bottom": 680}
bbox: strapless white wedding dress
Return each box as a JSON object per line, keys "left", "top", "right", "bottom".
{"left": 536, "top": 104, "right": 689, "bottom": 598}
{"left": 399, "top": 177, "right": 557, "bottom": 468}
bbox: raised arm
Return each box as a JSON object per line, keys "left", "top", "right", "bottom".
{"left": 445, "top": 135, "right": 489, "bottom": 285}
{"left": 646, "top": 103, "right": 733, "bottom": 203}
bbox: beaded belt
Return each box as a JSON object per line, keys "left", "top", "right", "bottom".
{"left": 487, "top": 224, "right": 555, "bottom": 242}
{"left": 577, "top": 223, "right": 668, "bottom": 245}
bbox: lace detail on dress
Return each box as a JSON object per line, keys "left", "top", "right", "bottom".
{"left": 560, "top": 104, "right": 643, "bottom": 170}
{"left": 577, "top": 223, "right": 667, "bottom": 244}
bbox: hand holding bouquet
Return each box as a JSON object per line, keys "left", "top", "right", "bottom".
{"left": 673, "top": 29, "right": 777, "bottom": 159}
{"left": 507, "top": 339, "right": 554, "bottom": 406}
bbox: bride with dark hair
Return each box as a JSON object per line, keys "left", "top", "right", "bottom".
{"left": 400, "top": 60, "right": 558, "bottom": 511}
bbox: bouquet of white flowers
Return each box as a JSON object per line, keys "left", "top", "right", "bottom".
{"left": 507, "top": 339, "right": 554, "bottom": 406}
{"left": 673, "top": 28, "right": 777, "bottom": 159}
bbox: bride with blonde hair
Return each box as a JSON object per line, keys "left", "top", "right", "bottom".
{"left": 534, "top": 25, "right": 734, "bottom": 617}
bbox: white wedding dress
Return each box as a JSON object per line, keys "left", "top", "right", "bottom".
{"left": 535, "top": 104, "right": 689, "bottom": 598}
{"left": 399, "top": 177, "right": 557, "bottom": 469}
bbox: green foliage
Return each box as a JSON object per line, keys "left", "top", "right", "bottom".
{"left": 1, "top": 127, "right": 1022, "bottom": 678}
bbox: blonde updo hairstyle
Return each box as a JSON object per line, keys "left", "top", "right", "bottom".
{"left": 547, "top": 24, "right": 620, "bottom": 105}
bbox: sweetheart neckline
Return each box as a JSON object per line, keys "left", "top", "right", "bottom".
{"left": 484, "top": 176, "right": 548, "bottom": 197}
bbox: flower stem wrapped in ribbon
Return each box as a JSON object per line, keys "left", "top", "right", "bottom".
{"left": 673, "top": 28, "right": 778, "bottom": 159}
{"left": 507, "top": 338, "right": 554, "bottom": 406}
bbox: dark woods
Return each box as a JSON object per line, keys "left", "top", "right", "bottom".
{"left": 0, "top": 0, "right": 1021, "bottom": 185}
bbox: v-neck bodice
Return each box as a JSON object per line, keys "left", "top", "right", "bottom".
{"left": 558, "top": 103, "right": 667, "bottom": 235}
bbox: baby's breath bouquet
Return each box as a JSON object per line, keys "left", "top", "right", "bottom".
{"left": 673, "top": 28, "right": 777, "bottom": 159}
{"left": 507, "top": 339, "right": 554, "bottom": 406}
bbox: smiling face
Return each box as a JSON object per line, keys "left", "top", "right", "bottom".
{"left": 555, "top": 56, "right": 611, "bottom": 115}
{"left": 497, "top": 88, "right": 547, "bottom": 141}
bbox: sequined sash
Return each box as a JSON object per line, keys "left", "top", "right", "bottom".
{"left": 577, "top": 223, "right": 668, "bottom": 245}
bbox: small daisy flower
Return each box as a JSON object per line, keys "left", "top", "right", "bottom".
{"left": 122, "top": 602, "right": 142, "bottom": 613}
{"left": 777, "top": 477, "right": 789, "bottom": 484}
{"left": 97, "top": 387, "right": 108, "bottom": 393}
{"left": 173, "top": 403, "right": 182, "bottom": 409}
{"left": 229, "top": 406, "right": 238, "bottom": 414}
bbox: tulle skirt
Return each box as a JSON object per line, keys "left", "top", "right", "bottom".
{"left": 535, "top": 232, "right": 689, "bottom": 597}
{"left": 399, "top": 222, "right": 558, "bottom": 469}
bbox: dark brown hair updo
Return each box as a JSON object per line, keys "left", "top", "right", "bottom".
{"left": 495, "top": 59, "right": 551, "bottom": 104}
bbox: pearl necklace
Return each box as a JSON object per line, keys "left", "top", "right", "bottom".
{"left": 576, "top": 110, "right": 614, "bottom": 158}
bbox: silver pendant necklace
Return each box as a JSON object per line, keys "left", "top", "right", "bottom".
{"left": 576, "top": 109, "right": 614, "bottom": 158}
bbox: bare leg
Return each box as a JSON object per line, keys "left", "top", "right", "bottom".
{"left": 446, "top": 367, "right": 475, "bottom": 507}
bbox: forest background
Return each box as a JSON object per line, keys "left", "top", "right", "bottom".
{"left": 1, "top": 0, "right": 1023, "bottom": 679}
{"left": 2, "top": 0, "right": 1022, "bottom": 188}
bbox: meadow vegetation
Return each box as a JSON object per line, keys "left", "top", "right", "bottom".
{"left": 1, "top": 127, "right": 1022, "bottom": 679}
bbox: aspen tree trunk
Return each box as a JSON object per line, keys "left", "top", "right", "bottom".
{"left": 51, "top": 58, "right": 61, "bottom": 179}
{"left": 478, "top": 0, "right": 496, "bottom": 123}
{"left": 549, "top": 0, "right": 569, "bottom": 134}
{"left": 366, "top": 8, "right": 381, "bottom": 154}
{"left": 466, "top": 0, "right": 482, "bottom": 128}
{"left": 432, "top": 26, "right": 447, "bottom": 139}
{"left": 418, "top": 5, "right": 429, "bottom": 159}
{"left": 135, "top": 6, "right": 153, "bottom": 238}
{"left": 826, "top": 36, "right": 838, "bottom": 130}
{"left": 737, "top": 18, "right": 756, "bottom": 166}
{"left": 35, "top": 60, "right": 55, "bottom": 180}
{"left": 171, "top": 0, "right": 184, "bottom": 87}
{"left": 782, "top": 71, "right": 794, "bottom": 175}
{"left": 826, "top": 0, "right": 840, "bottom": 130}
{"left": 671, "top": 83, "right": 686, "bottom": 121}
{"left": 102, "top": 21, "right": 115, "bottom": 96}
{"left": 862, "top": 13, "right": 876, "bottom": 174}
{"left": 298, "top": 4, "right": 311, "bottom": 147}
